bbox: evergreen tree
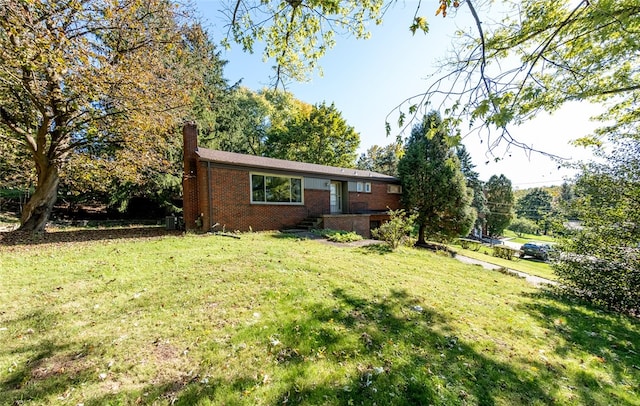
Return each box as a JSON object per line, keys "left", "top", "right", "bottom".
{"left": 398, "top": 112, "right": 475, "bottom": 244}
{"left": 484, "top": 175, "right": 514, "bottom": 237}
{"left": 456, "top": 145, "right": 489, "bottom": 235}
{"left": 515, "top": 188, "right": 553, "bottom": 234}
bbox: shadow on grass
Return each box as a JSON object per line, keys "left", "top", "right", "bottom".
{"left": 0, "top": 310, "right": 98, "bottom": 405}
{"left": 271, "top": 231, "right": 318, "bottom": 241}
{"left": 0, "top": 227, "right": 182, "bottom": 246}
{"left": 357, "top": 243, "right": 393, "bottom": 255}
{"left": 157, "top": 288, "right": 553, "bottom": 405}
{"left": 518, "top": 289, "right": 640, "bottom": 404}
{"left": 13, "top": 287, "right": 635, "bottom": 404}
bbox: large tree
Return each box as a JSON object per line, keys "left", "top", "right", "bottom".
{"left": 515, "top": 188, "right": 552, "bottom": 231}
{"left": 356, "top": 143, "right": 401, "bottom": 177}
{"left": 0, "top": 0, "right": 203, "bottom": 231}
{"left": 199, "top": 87, "right": 270, "bottom": 155}
{"left": 456, "top": 144, "right": 488, "bottom": 235}
{"left": 484, "top": 174, "right": 514, "bottom": 237}
{"left": 554, "top": 138, "right": 640, "bottom": 315}
{"left": 264, "top": 101, "right": 360, "bottom": 167}
{"left": 393, "top": 0, "right": 640, "bottom": 153}
{"left": 398, "top": 112, "right": 475, "bottom": 244}
{"left": 224, "top": 1, "right": 637, "bottom": 153}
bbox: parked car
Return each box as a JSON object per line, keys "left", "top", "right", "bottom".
{"left": 520, "top": 242, "right": 553, "bottom": 261}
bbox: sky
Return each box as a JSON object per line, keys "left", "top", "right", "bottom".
{"left": 192, "top": 1, "right": 602, "bottom": 188}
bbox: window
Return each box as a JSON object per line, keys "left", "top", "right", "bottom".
{"left": 387, "top": 184, "right": 402, "bottom": 194}
{"left": 251, "top": 173, "right": 303, "bottom": 204}
{"left": 356, "top": 181, "right": 372, "bottom": 193}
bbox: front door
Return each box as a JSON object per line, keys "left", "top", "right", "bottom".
{"left": 330, "top": 181, "right": 342, "bottom": 213}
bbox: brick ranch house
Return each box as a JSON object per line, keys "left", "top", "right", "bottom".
{"left": 182, "top": 124, "right": 403, "bottom": 237}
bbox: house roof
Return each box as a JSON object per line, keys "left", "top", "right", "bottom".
{"left": 196, "top": 148, "right": 398, "bottom": 182}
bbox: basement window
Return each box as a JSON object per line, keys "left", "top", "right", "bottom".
{"left": 251, "top": 173, "right": 303, "bottom": 204}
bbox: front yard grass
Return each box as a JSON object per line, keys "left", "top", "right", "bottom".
{"left": 451, "top": 243, "right": 558, "bottom": 281}
{"left": 1, "top": 230, "right": 638, "bottom": 405}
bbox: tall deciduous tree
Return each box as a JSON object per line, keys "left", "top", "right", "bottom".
{"left": 554, "top": 138, "right": 640, "bottom": 315}
{"left": 398, "top": 112, "right": 475, "bottom": 244}
{"left": 265, "top": 101, "right": 360, "bottom": 167}
{"left": 484, "top": 174, "right": 514, "bottom": 237}
{"left": 356, "top": 143, "right": 401, "bottom": 177}
{"left": 0, "top": 0, "right": 202, "bottom": 231}
{"left": 394, "top": 0, "right": 640, "bottom": 153}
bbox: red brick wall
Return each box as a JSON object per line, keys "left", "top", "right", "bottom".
{"left": 195, "top": 163, "right": 403, "bottom": 232}
{"left": 323, "top": 214, "right": 371, "bottom": 238}
{"left": 199, "top": 165, "right": 331, "bottom": 232}
{"left": 348, "top": 182, "right": 402, "bottom": 213}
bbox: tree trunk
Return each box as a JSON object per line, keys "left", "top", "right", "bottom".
{"left": 18, "top": 163, "right": 59, "bottom": 232}
{"left": 417, "top": 223, "right": 426, "bottom": 245}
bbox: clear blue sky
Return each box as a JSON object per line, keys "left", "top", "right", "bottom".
{"left": 193, "top": 1, "right": 599, "bottom": 188}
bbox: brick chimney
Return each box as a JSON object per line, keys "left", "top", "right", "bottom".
{"left": 183, "top": 123, "right": 199, "bottom": 230}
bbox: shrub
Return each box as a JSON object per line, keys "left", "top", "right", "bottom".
{"left": 492, "top": 245, "right": 518, "bottom": 260}
{"left": 371, "top": 209, "right": 418, "bottom": 250}
{"left": 315, "top": 229, "right": 363, "bottom": 243}
{"left": 554, "top": 245, "right": 640, "bottom": 316}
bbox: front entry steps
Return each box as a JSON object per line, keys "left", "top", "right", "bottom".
{"left": 282, "top": 216, "right": 323, "bottom": 233}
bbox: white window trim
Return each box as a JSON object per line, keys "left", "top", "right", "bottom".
{"left": 250, "top": 172, "right": 304, "bottom": 205}
{"left": 356, "top": 181, "right": 372, "bottom": 193}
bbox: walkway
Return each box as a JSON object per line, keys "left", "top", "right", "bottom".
{"left": 289, "top": 230, "right": 558, "bottom": 288}
{"left": 455, "top": 254, "right": 557, "bottom": 287}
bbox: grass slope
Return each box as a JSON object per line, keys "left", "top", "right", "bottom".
{"left": 451, "top": 244, "right": 557, "bottom": 281}
{"left": 1, "top": 231, "right": 639, "bottom": 405}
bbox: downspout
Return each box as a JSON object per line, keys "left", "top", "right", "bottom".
{"left": 207, "top": 161, "right": 213, "bottom": 231}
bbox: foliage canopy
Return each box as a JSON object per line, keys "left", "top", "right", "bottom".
{"left": 484, "top": 174, "right": 514, "bottom": 236}
{"left": 554, "top": 138, "right": 640, "bottom": 315}
{"left": 398, "top": 112, "right": 475, "bottom": 244}
{"left": 0, "top": 0, "right": 206, "bottom": 230}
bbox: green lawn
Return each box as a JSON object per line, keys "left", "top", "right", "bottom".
{"left": 1, "top": 230, "right": 639, "bottom": 405}
{"left": 502, "top": 230, "right": 558, "bottom": 245}
{"left": 451, "top": 244, "right": 558, "bottom": 281}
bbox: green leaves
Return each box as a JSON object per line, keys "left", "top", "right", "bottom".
{"left": 409, "top": 16, "right": 429, "bottom": 35}
{"left": 554, "top": 138, "right": 640, "bottom": 315}
{"left": 0, "top": 0, "right": 210, "bottom": 230}
{"left": 484, "top": 175, "right": 515, "bottom": 237}
{"left": 226, "top": 0, "right": 385, "bottom": 84}
{"left": 398, "top": 111, "right": 475, "bottom": 243}
{"left": 262, "top": 97, "right": 360, "bottom": 167}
